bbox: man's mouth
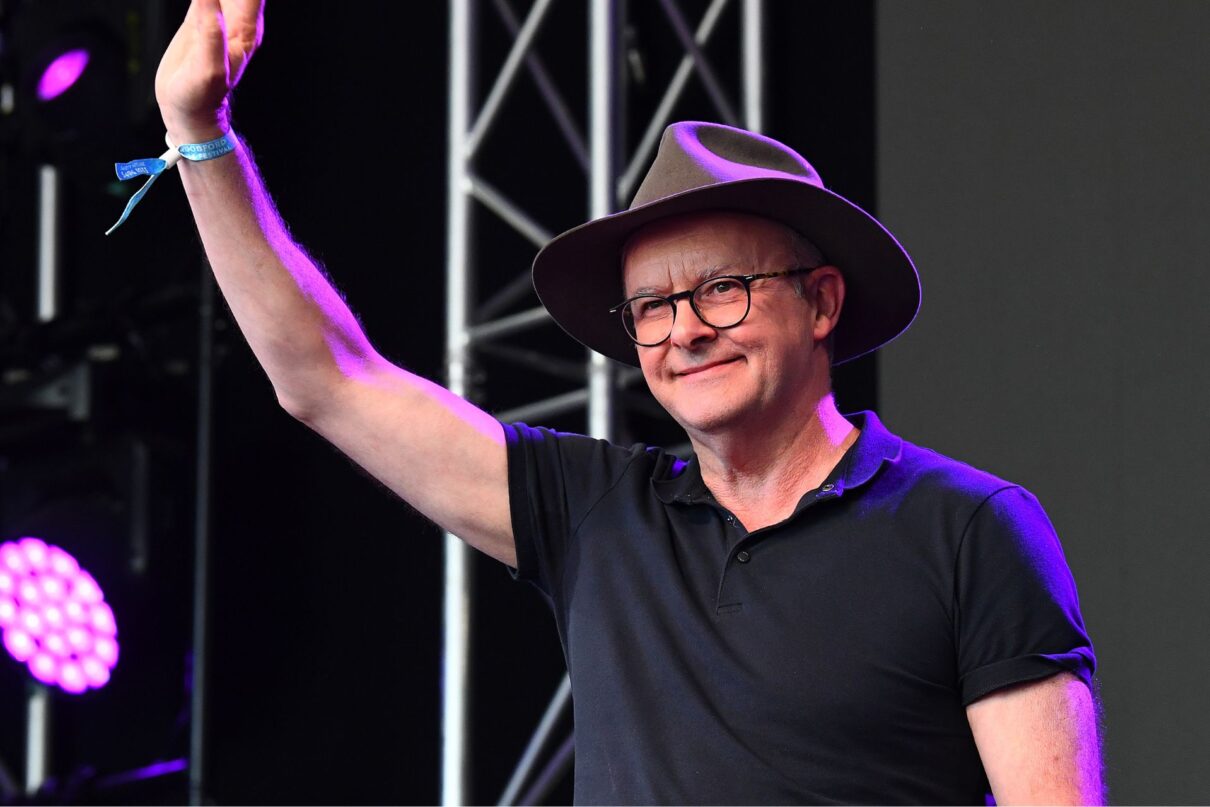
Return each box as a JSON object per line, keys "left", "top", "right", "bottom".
{"left": 675, "top": 357, "right": 741, "bottom": 377}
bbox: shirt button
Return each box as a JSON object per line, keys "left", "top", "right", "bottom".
{"left": 821, "top": 483, "right": 835, "bottom": 492}
{"left": 736, "top": 550, "right": 751, "bottom": 563}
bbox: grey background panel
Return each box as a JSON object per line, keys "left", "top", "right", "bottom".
{"left": 875, "top": 2, "right": 1210, "bottom": 802}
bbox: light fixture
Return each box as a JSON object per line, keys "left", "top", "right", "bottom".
{"left": 35, "top": 49, "right": 92, "bottom": 102}
{"left": 0, "top": 537, "right": 119, "bottom": 694}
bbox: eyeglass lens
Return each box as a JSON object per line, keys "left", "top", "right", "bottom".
{"left": 622, "top": 277, "right": 751, "bottom": 345}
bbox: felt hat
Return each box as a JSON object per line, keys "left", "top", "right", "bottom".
{"left": 531, "top": 121, "right": 921, "bottom": 366}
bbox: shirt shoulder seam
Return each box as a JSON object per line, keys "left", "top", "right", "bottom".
{"left": 567, "top": 448, "right": 650, "bottom": 537}
{"left": 950, "top": 483, "right": 1026, "bottom": 618}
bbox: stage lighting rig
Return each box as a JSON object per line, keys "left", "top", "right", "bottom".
{"left": 0, "top": 537, "right": 119, "bottom": 695}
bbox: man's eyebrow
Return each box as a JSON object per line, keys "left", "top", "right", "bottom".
{"left": 628, "top": 263, "right": 744, "bottom": 296}
{"left": 695, "top": 262, "right": 744, "bottom": 281}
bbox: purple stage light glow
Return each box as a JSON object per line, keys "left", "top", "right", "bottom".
{"left": 0, "top": 538, "right": 118, "bottom": 693}
{"left": 36, "top": 49, "right": 91, "bottom": 101}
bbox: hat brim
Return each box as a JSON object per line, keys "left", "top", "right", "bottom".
{"left": 531, "top": 177, "right": 921, "bottom": 367}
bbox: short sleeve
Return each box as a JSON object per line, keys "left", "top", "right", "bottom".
{"left": 501, "top": 421, "right": 645, "bottom": 599}
{"left": 955, "top": 486, "right": 1097, "bottom": 705}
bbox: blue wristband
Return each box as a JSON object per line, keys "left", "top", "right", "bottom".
{"left": 177, "top": 132, "right": 238, "bottom": 161}
{"left": 106, "top": 130, "right": 239, "bottom": 235}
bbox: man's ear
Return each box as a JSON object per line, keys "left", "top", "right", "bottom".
{"left": 810, "top": 266, "right": 845, "bottom": 342}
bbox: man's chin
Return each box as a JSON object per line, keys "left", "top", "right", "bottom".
{"left": 668, "top": 402, "right": 753, "bottom": 441}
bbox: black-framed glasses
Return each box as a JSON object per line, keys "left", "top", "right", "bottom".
{"left": 609, "top": 267, "right": 816, "bottom": 347}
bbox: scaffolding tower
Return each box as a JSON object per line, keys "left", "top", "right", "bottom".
{"left": 444, "top": 1, "right": 767, "bottom": 802}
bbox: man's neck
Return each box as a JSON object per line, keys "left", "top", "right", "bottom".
{"left": 691, "top": 392, "right": 859, "bottom": 531}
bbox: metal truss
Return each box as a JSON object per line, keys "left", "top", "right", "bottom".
{"left": 444, "top": 0, "right": 766, "bottom": 802}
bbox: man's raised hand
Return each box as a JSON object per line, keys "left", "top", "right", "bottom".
{"left": 155, "top": 0, "right": 264, "bottom": 143}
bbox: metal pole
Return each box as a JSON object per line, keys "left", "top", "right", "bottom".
{"left": 466, "top": 0, "right": 557, "bottom": 157}
{"left": 443, "top": 0, "right": 475, "bottom": 803}
{"left": 589, "top": 0, "right": 622, "bottom": 441}
{"left": 517, "top": 733, "right": 576, "bottom": 806}
{"left": 188, "top": 264, "right": 216, "bottom": 806}
{"left": 497, "top": 674, "right": 571, "bottom": 806}
{"left": 655, "top": 0, "right": 739, "bottom": 125}
{"left": 36, "top": 165, "right": 60, "bottom": 322}
{"left": 466, "top": 176, "right": 553, "bottom": 248}
{"left": 24, "top": 683, "right": 49, "bottom": 796}
{"left": 741, "top": 0, "right": 766, "bottom": 132}
{"left": 488, "top": 0, "right": 590, "bottom": 172}
{"left": 617, "top": 0, "right": 731, "bottom": 200}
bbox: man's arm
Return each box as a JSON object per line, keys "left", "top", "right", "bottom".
{"left": 966, "top": 672, "right": 1104, "bottom": 805}
{"left": 155, "top": 0, "right": 515, "bottom": 565}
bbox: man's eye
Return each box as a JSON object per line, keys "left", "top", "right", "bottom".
{"left": 702, "top": 279, "right": 740, "bottom": 296}
{"left": 635, "top": 298, "right": 668, "bottom": 316}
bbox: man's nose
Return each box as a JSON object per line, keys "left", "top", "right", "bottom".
{"left": 668, "top": 298, "right": 717, "bottom": 348}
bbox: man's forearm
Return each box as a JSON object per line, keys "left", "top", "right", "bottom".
{"left": 176, "top": 136, "right": 377, "bottom": 416}
{"left": 150, "top": 5, "right": 516, "bottom": 561}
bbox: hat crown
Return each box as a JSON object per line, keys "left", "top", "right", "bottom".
{"left": 630, "top": 121, "right": 825, "bottom": 210}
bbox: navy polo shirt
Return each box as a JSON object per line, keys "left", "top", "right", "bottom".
{"left": 503, "top": 411, "right": 1096, "bottom": 805}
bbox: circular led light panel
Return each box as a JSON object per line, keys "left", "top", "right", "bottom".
{"left": 0, "top": 538, "right": 118, "bottom": 694}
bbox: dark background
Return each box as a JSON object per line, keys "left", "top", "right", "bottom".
{"left": 0, "top": 0, "right": 1205, "bottom": 804}
{"left": 876, "top": 3, "right": 1210, "bottom": 803}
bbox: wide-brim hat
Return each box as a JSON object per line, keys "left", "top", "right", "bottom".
{"left": 531, "top": 121, "right": 921, "bottom": 367}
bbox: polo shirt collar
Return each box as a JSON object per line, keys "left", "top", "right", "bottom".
{"left": 652, "top": 410, "right": 903, "bottom": 505}
{"left": 842, "top": 410, "right": 904, "bottom": 490}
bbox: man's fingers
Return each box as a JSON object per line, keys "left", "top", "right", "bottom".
{"left": 191, "top": 0, "right": 231, "bottom": 83}
{"left": 220, "top": 0, "right": 264, "bottom": 86}
{"left": 193, "top": 0, "right": 226, "bottom": 41}
{"left": 224, "top": 0, "right": 266, "bottom": 47}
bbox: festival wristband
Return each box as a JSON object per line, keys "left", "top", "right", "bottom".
{"left": 106, "top": 130, "right": 238, "bottom": 235}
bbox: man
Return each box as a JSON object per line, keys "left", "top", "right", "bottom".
{"left": 154, "top": 0, "right": 1101, "bottom": 803}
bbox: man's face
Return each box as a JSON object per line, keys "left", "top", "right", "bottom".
{"left": 621, "top": 211, "right": 835, "bottom": 437}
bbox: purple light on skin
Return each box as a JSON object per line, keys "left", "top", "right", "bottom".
{"left": 36, "top": 49, "right": 90, "bottom": 102}
{"left": 0, "top": 538, "right": 118, "bottom": 694}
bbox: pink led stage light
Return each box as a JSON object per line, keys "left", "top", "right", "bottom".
{"left": 0, "top": 538, "right": 118, "bottom": 693}
{"left": 36, "top": 49, "right": 91, "bottom": 101}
